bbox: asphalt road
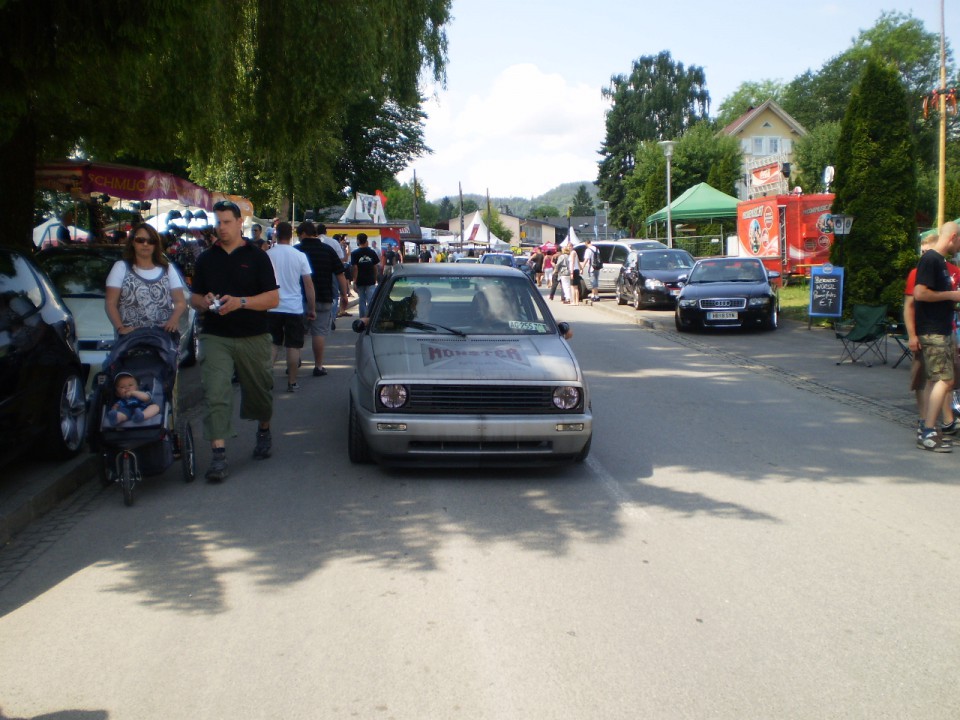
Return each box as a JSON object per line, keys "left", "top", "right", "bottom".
{"left": 1, "top": 301, "right": 958, "bottom": 719}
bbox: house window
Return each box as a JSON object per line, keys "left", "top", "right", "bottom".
{"left": 752, "top": 137, "right": 764, "bottom": 155}
{"left": 768, "top": 137, "right": 780, "bottom": 154}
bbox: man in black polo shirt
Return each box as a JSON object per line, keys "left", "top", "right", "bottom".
{"left": 191, "top": 200, "right": 280, "bottom": 480}
{"left": 914, "top": 220, "right": 960, "bottom": 452}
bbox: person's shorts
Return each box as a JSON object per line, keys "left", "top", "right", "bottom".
{"left": 268, "top": 312, "right": 306, "bottom": 348}
{"left": 919, "top": 334, "right": 956, "bottom": 383}
{"left": 910, "top": 351, "right": 925, "bottom": 392}
{"left": 305, "top": 302, "right": 334, "bottom": 337}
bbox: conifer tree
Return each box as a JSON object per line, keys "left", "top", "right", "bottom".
{"left": 830, "top": 57, "right": 916, "bottom": 311}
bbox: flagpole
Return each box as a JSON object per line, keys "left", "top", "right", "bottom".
{"left": 458, "top": 182, "right": 464, "bottom": 250}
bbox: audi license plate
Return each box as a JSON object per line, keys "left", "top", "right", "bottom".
{"left": 707, "top": 311, "right": 738, "bottom": 320}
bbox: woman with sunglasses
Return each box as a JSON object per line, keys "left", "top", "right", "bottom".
{"left": 105, "top": 222, "right": 187, "bottom": 337}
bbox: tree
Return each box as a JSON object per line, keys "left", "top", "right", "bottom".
{"left": 0, "top": 0, "right": 452, "bottom": 250}
{"left": 437, "top": 197, "right": 455, "bottom": 222}
{"left": 383, "top": 178, "right": 439, "bottom": 227}
{"left": 620, "top": 122, "right": 740, "bottom": 234}
{"left": 528, "top": 205, "right": 560, "bottom": 218}
{"left": 483, "top": 207, "right": 513, "bottom": 244}
{"left": 830, "top": 58, "right": 916, "bottom": 311}
{"left": 571, "top": 185, "right": 594, "bottom": 215}
{"left": 791, "top": 121, "right": 842, "bottom": 193}
{"left": 597, "top": 51, "right": 710, "bottom": 230}
{"left": 715, "top": 80, "right": 786, "bottom": 128}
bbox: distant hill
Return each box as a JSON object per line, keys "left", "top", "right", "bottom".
{"left": 446, "top": 181, "right": 600, "bottom": 217}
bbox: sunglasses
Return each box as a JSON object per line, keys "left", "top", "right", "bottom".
{"left": 133, "top": 236, "right": 157, "bottom": 245}
{"left": 213, "top": 200, "right": 240, "bottom": 213}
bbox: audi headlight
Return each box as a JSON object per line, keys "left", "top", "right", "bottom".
{"left": 748, "top": 297, "right": 771, "bottom": 307}
{"left": 644, "top": 278, "right": 665, "bottom": 291}
{"left": 552, "top": 386, "right": 581, "bottom": 410}
{"left": 678, "top": 298, "right": 697, "bottom": 308}
{"left": 378, "top": 384, "right": 409, "bottom": 409}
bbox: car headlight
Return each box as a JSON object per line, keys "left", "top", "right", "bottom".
{"left": 378, "top": 384, "right": 409, "bottom": 409}
{"left": 552, "top": 386, "right": 581, "bottom": 410}
{"left": 748, "top": 297, "right": 771, "bottom": 307}
{"left": 644, "top": 278, "right": 665, "bottom": 290}
{"left": 678, "top": 298, "right": 698, "bottom": 308}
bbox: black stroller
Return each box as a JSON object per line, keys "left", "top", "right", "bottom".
{"left": 88, "top": 327, "right": 196, "bottom": 505}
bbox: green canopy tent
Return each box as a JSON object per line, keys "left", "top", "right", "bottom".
{"left": 645, "top": 182, "right": 740, "bottom": 242}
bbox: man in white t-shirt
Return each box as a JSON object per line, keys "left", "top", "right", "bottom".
{"left": 267, "top": 222, "right": 316, "bottom": 392}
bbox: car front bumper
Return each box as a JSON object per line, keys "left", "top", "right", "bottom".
{"left": 356, "top": 406, "right": 593, "bottom": 466}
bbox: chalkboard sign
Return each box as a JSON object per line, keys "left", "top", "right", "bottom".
{"left": 808, "top": 265, "right": 844, "bottom": 318}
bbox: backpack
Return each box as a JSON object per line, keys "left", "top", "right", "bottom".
{"left": 385, "top": 249, "right": 397, "bottom": 266}
{"left": 591, "top": 248, "right": 603, "bottom": 271}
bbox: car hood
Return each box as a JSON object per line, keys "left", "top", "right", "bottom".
{"left": 680, "top": 280, "right": 772, "bottom": 298}
{"left": 640, "top": 268, "right": 691, "bottom": 282}
{"left": 60, "top": 296, "right": 114, "bottom": 340}
{"left": 368, "top": 334, "right": 581, "bottom": 383}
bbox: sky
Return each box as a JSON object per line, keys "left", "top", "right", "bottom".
{"left": 397, "top": 0, "right": 950, "bottom": 202}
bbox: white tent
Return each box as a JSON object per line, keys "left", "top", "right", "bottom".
{"left": 340, "top": 192, "right": 388, "bottom": 223}
{"left": 564, "top": 225, "right": 580, "bottom": 248}
{"left": 33, "top": 218, "right": 89, "bottom": 247}
{"left": 460, "top": 211, "right": 510, "bottom": 251}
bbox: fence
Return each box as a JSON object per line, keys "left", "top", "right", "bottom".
{"left": 672, "top": 235, "right": 727, "bottom": 258}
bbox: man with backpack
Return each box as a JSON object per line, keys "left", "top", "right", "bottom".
{"left": 583, "top": 239, "right": 602, "bottom": 303}
{"left": 381, "top": 242, "right": 401, "bottom": 279}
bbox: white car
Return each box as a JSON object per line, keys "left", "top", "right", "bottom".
{"left": 574, "top": 239, "right": 668, "bottom": 293}
{"left": 36, "top": 245, "right": 200, "bottom": 397}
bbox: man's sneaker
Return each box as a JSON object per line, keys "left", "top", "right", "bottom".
{"left": 287, "top": 382, "right": 300, "bottom": 393}
{"left": 253, "top": 428, "right": 272, "bottom": 459}
{"left": 312, "top": 366, "right": 327, "bottom": 377}
{"left": 205, "top": 449, "right": 228, "bottom": 482}
{"left": 917, "top": 428, "right": 952, "bottom": 452}
{"left": 940, "top": 419, "right": 958, "bottom": 435}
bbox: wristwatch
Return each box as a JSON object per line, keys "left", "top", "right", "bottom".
{"left": 240, "top": 297, "right": 247, "bottom": 307}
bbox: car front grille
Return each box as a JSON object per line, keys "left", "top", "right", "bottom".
{"left": 699, "top": 298, "right": 747, "bottom": 310}
{"left": 383, "top": 384, "right": 563, "bottom": 414}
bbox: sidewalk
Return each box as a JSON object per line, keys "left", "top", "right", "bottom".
{"left": 1, "top": 292, "right": 917, "bottom": 546}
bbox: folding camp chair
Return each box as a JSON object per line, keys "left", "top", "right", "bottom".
{"left": 888, "top": 322, "right": 912, "bottom": 369}
{"left": 836, "top": 304, "right": 889, "bottom": 366}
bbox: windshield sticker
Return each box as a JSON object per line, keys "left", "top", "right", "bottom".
{"left": 422, "top": 343, "right": 529, "bottom": 367}
{"left": 508, "top": 321, "right": 547, "bottom": 332}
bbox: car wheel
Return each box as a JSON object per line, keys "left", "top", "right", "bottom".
{"left": 675, "top": 311, "right": 687, "bottom": 332}
{"left": 616, "top": 285, "right": 627, "bottom": 305}
{"left": 181, "top": 321, "right": 199, "bottom": 367}
{"left": 348, "top": 397, "right": 373, "bottom": 464}
{"left": 632, "top": 288, "right": 642, "bottom": 310}
{"left": 45, "top": 367, "right": 87, "bottom": 460}
{"left": 763, "top": 306, "right": 779, "bottom": 331}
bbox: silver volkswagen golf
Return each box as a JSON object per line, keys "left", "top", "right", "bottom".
{"left": 349, "top": 264, "right": 592, "bottom": 466}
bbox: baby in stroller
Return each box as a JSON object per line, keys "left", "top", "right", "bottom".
{"left": 89, "top": 327, "right": 196, "bottom": 505}
{"left": 107, "top": 371, "right": 161, "bottom": 425}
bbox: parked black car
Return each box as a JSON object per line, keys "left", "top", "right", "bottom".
{"left": 674, "top": 257, "right": 779, "bottom": 332}
{"left": 0, "top": 247, "right": 87, "bottom": 463}
{"left": 615, "top": 248, "right": 695, "bottom": 309}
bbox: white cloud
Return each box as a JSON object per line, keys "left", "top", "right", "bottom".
{"left": 400, "top": 64, "right": 608, "bottom": 201}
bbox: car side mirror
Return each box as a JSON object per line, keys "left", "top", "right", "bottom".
{"left": 352, "top": 319, "right": 367, "bottom": 333}
{"left": 768, "top": 270, "right": 781, "bottom": 279}
{"left": 557, "top": 321, "right": 573, "bottom": 340}
{"left": 678, "top": 274, "right": 688, "bottom": 283}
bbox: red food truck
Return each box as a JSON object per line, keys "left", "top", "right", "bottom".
{"left": 734, "top": 193, "right": 835, "bottom": 285}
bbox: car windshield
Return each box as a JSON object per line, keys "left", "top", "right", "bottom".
{"left": 689, "top": 261, "right": 766, "bottom": 283}
{"left": 372, "top": 275, "right": 553, "bottom": 336}
{"left": 37, "top": 251, "right": 119, "bottom": 298}
{"left": 639, "top": 251, "right": 694, "bottom": 271}
{"left": 480, "top": 254, "right": 514, "bottom": 266}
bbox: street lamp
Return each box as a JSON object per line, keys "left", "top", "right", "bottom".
{"left": 659, "top": 140, "right": 676, "bottom": 248}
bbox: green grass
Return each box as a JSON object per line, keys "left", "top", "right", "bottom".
{"left": 779, "top": 282, "right": 834, "bottom": 326}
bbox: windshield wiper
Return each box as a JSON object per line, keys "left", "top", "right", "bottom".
{"left": 61, "top": 292, "right": 106, "bottom": 298}
{"left": 400, "top": 319, "right": 467, "bottom": 337}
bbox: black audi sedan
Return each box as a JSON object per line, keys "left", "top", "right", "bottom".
{"left": 674, "top": 257, "right": 779, "bottom": 332}
{"left": 615, "top": 248, "right": 695, "bottom": 309}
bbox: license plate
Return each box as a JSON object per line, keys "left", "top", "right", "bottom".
{"left": 670, "top": 288, "right": 680, "bottom": 296}
{"left": 707, "top": 311, "right": 738, "bottom": 320}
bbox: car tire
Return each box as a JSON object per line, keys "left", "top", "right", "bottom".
{"left": 181, "top": 321, "right": 199, "bottom": 367}
{"left": 348, "top": 397, "right": 373, "bottom": 464}
{"left": 632, "top": 288, "right": 642, "bottom": 311}
{"left": 616, "top": 286, "right": 627, "bottom": 306}
{"left": 45, "top": 367, "right": 87, "bottom": 460}
{"left": 675, "top": 311, "right": 687, "bottom": 332}
{"left": 763, "top": 306, "right": 779, "bottom": 331}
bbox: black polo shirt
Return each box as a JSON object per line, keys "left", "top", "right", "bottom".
{"left": 915, "top": 250, "right": 955, "bottom": 336}
{"left": 192, "top": 241, "right": 278, "bottom": 337}
{"left": 297, "top": 238, "right": 345, "bottom": 304}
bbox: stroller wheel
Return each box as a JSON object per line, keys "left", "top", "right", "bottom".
{"left": 181, "top": 421, "right": 196, "bottom": 483}
{"left": 99, "top": 452, "right": 114, "bottom": 487}
{"left": 120, "top": 452, "right": 136, "bottom": 507}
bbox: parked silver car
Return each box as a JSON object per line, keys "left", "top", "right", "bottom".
{"left": 574, "top": 239, "right": 667, "bottom": 293}
{"left": 349, "top": 264, "right": 592, "bottom": 466}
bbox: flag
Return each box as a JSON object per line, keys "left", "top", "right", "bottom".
{"left": 458, "top": 182, "right": 465, "bottom": 246}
